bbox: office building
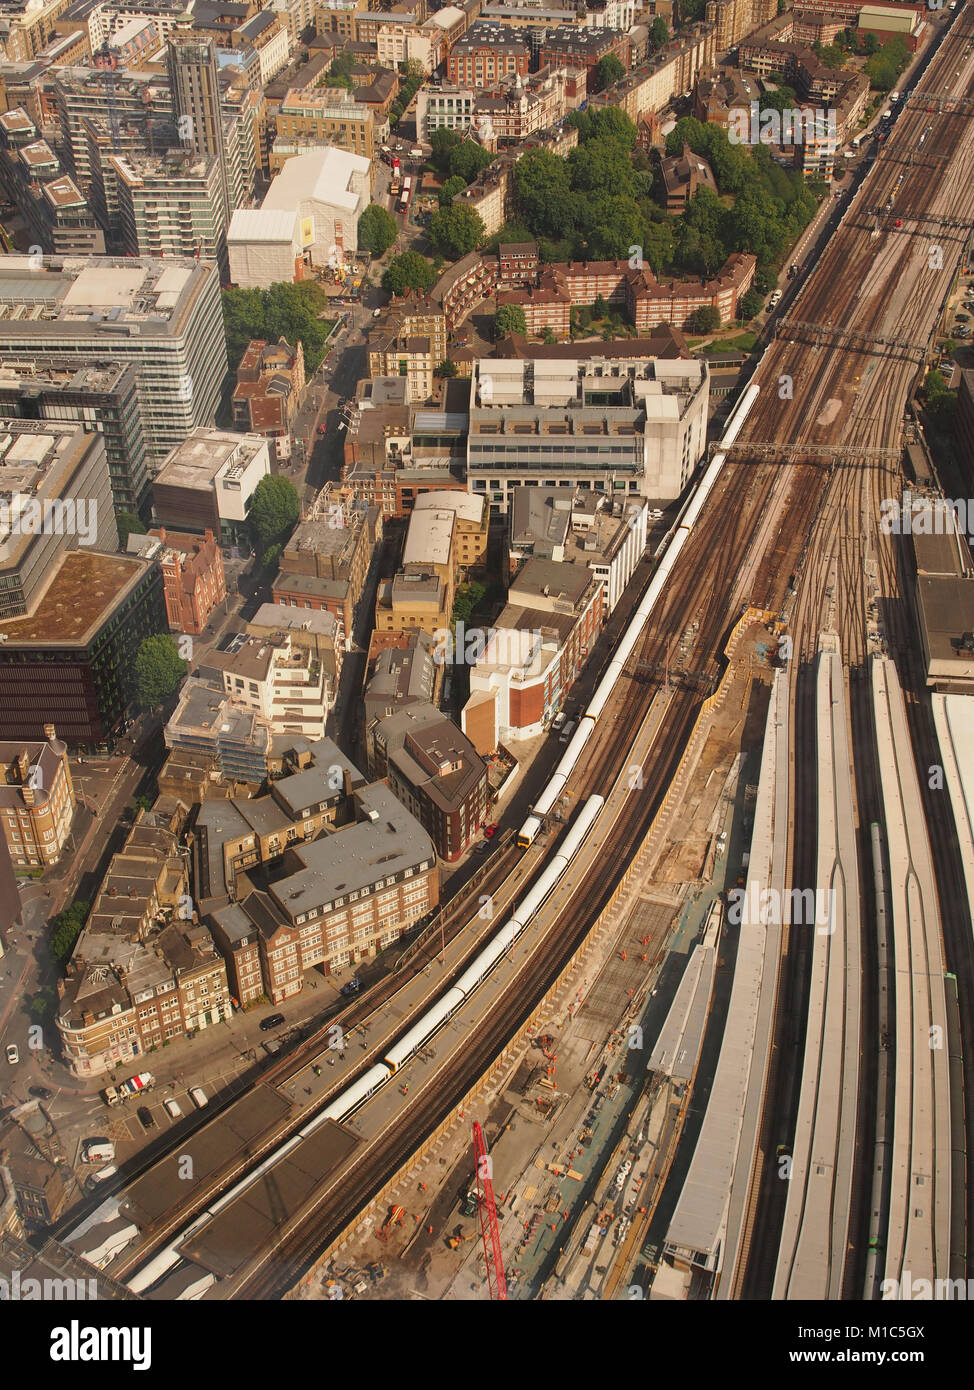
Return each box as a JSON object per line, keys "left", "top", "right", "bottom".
{"left": 112, "top": 149, "right": 229, "bottom": 277}
{"left": 167, "top": 32, "right": 231, "bottom": 224}
{"left": 0, "top": 255, "right": 227, "bottom": 474}
{"left": 0, "top": 357, "right": 149, "bottom": 518}
{"left": 151, "top": 428, "right": 270, "bottom": 544}
{"left": 466, "top": 355, "right": 709, "bottom": 510}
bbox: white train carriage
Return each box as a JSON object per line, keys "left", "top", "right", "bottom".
{"left": 382, "top": 987, "right": 466, "bottom": 1073}
{"left": 316, "top": 1063, "right": 393, "bottom": 1125}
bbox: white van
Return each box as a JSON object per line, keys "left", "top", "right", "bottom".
{"left": 559, "top": 719, "right": 577, "bottom": 744}
{"left": 83, "top": 1139, "right": 115, "bottom": 1163}
{"left": 189, "top": 1086, "right": 208, "bottom": 1109}
{"left": 163, "top": 1098, "right": 183, "bottom": 1120}
{"left": 768, "top": 289, "right": 782, "bottom": 308}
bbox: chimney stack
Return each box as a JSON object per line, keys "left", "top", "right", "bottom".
{"left": 43, "top": 723, "right": 55, "bottom": 742}
{"left": 21, "top": 785, "right": 34, "bottom": 807}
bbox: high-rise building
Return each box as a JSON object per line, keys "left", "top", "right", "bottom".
{"left": 112, "top": 149, "right": 229, "bottom": 277}
{"left": 167, "top": 33, "right": 231, "bottom": 224}
{"left": 0, "top": 356, "right": 150, "bottom": 518}
{"left": 0, "top": 254, "right": 227, "bottom": 474}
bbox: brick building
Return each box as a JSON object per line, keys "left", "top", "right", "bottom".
{"left": 231, "top": 337, "right": 306, "bottom": 462}
{"left": 447, "top": 21, "right": 532, "bottom": 84}
{"left": 0, "top": 726, "right": 75, "bottom": 869}
{"left": 376, "top": 702, "right": 490, "bottom": 860}
{"left": 128, "top": 528, "right": 226, "bottom": 637}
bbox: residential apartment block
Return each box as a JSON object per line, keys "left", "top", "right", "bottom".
{"left": 272, "top": 496, "right": 378, "bottom": 644}
{"left": 368, "top": 297, "right": 447, "bottom": 404}
{"left": 376, "top": 702, "right": 489, "bottom": 860}
{"left": 417, "top": 65, "right": 585, "bottom": 148}
{"left": 203, "top": 630, "right": 332, "bottom": 740}
{"left": 204, "top": 775, "right": 437, "bottom": 996}
{"left": 56, "top": 810, "right": 233, "bottom": 1077}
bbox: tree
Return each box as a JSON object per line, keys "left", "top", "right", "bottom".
{"left": 738, "top": 287, "right": 765, "bottom": 320}
{"left": 427, "top": 203, "right": 485, "bottom": 259}
{"left": 514, "top": 149, "right": 576, "bottom": 237}
{"left": 862, "top": 32, "right": 879, "bottom": 55}
{"left": 134, "top": 635, "right": 188, "bottom": 711}
{"left": 569, "top": 138, "right": 634, "bottom": 196}
{"left": 382, "top": 250, "right": 436, "bottom": 295}
{"left": 494, "top": 303, "right": 527, "bottom": 338}
{"left": 541, "top": 326, "right": 557, "bottom": 344}
{"left": 435, "top": 359, "right": 458, "bottom": 377}
{"left": 358, "top": 203, "right": 397, "bottom": 256}
{"left": 649, "top": 16, "right": 669, "bottom": 51}
{"left": 249, "top": 474, "right": 300, "bottom": 551}
{"left": 116, "top": 512, "right": 146, "bottom": 548}
{"left": 439, "top": 174, "right": 467, "bottom": 207}
{"left": 591, "top": 53, "right": 624, "bottom": 93}
{"left": 431, "top": 127, "right": 462, "bottom": 174}
{"left": 453, "top": 580, "right": 486, "bottom": 626}
{"left": 222, "top": 281, "right": 335, "bottom": 374}
{"left": 592, "top": 294, "right": 609, "bottom": 319}
{"left": 585, "top": 195, "right": 647, "bottom": 260}
{"left": 687, "top": 305, "right": 721, "bottom": 333}
{"left": 262, "top": 543, "right": 282, "bottom": 574}
{"left": 448, "top": 141, "right": 492, "bottom": 185}
{"left": 51, "top": 900, "right": 90, "bottom": 967}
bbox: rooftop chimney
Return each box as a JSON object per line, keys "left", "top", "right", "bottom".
{"left": 43, "top": 723, "right": 56, "bottom": 742}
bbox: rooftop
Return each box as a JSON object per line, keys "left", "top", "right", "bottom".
{"left": 0, "top": 549, "right": 151, "bottom": 646}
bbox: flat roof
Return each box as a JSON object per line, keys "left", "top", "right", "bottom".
{"left": 0, "top": 550, "right": 151, "bottom": 646}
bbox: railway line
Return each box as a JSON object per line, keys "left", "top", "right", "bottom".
{"left": 66, "top": 11, "right": 974, "bottom": 1304}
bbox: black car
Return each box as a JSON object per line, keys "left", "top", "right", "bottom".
{"left": 137, "top": 1105, "right": 155, "bottom": 1129}
{"left": 260, "top": 1013, "right": 285, "bottom": 1032}
{"left": 28, "top": 1085, "right": 53, "bottom": 1100}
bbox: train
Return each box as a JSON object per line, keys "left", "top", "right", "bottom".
{"left": 516, "top": 379, "right": 762, "bottom": 848}
{"left": 126, "top": 795, "right": 606, "bottom": 1295}
{"left": 127, "top": 379, "right": 767, "bottom": 1295}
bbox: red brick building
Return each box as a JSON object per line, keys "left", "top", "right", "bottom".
{"left": 538, "top": 25, "right": 629, "bottom": 75}
{"left": 231, "top": 337, "right": 306, "bottom": 462}
{"left": 447, "top": 22, "right": 532, "bottom": 85}
{"left": 148, "top": 527, "right": 226, "bottom": 637}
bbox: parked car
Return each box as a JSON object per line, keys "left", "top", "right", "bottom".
{"left": 5, "top": 1044, "right": 18, "bottom": 1065}
{"left": 768, "top": 289, "right": 783, "bottom": 308}
{"left": 189, "top": 1086, "right": 208, "bottom": 1109}
{"left": 28, "top": 1085, "right": 52, "bottom": 1100}
{"left": 163, "top": 1098, "right": 182, "bottom": 1120}
{"left": 137, "top": 1105, "right": 155, "bottom": 1129}
{"left": 340, "top": 979, "right": 362, "bottom": 997}
{"left": 260, "top": 1013, "right": 285, "bottom": 1032}
{"left": 551, "top": 712, "right": 567, "bottom": 731}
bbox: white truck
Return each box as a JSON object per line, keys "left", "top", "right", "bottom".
{"left": 102, "top": 1071, "right": 155, "bottom": 1107}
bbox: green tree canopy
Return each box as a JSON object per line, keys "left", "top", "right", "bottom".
{"left": 494, "top": 303, "right": 527, "bottom": 338}
{"left": 649, "top": 16, "right": 669, "bottom": 50}
{"left": 382, "top": 250, "right": 437, "bottom": 295}
{"left": 738, "top": 287, "right": 765, "bottom": 320}
{"left": 435, "top": 358, "right": 458, "bottom": 377}
{"left": 134, "top": 635, "right": 188, "bottom": 711}
{"left": 51, "top": 900, "right": 90, "bottom": 967}
{"left": 687, "top": 305, "right": 721, "bottom": 333}
{"left": 439, "top": 174, "right": 467, "bottom": 207}
{"left": 591, "top": 53, "right": 624, "bottom": 93}
{"left": 249, "top": 473, "right": 300, "bottom": 551}
{"left": 116, "top": 512, "right": 146, "bottom": 548}
{"left": 430, "top": 127, "right": 462, "bottom": 173}
{"left": 358, "top": 203, "right": 398, "bottom": 256}
{"left": 222, "top": 281, "right": 334, "bottom": 374}
{"left": 427, "top": 203, "right": 485, "bottom": 259}
{"left": 448, "top": 140, "right": 492, "bottom": 184}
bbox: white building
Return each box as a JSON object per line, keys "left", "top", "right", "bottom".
{"left": 228, "top": 147, "right": 370, "bottom": 289}
{"left": 207, "top": 631, "right": 331, "bottom": 738}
